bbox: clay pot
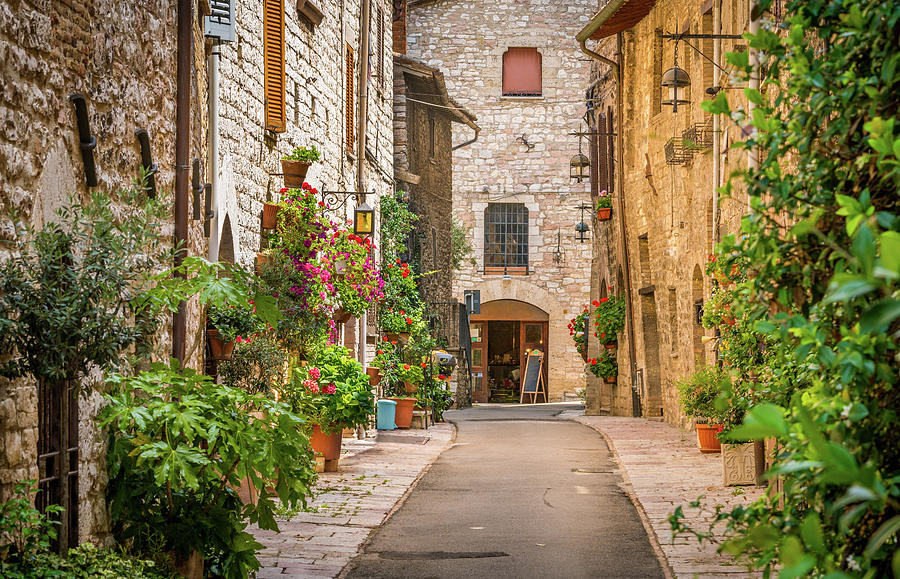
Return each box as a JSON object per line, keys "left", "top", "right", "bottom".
{"left": 281, "top": 159, "right": 311, "bottom": 187}
{"left": 310, "top": 424, "right": 342, "bottom": 472}
{"left": 603, "top": 375, "right": 616, "bottom": 384}
{"left": 207, "top": 328, "right": 235, "bottom": 361}
{"left": 384, "top": 332, "right": 410, "bottom": 344}
{"left": 261, "top": 203, "right": 280, "bottom": 229}
{"left": 388, "top": 397, "right": 416, "bottom": 429}
{"left": 255, "top": 252, "right": 271, "bottom": 274}
{"left": 604, "top": 341, "right": 617, "bottom": 351}
{"left": 366, "top": 367, "right": 382, "bottom": 387}
{"left": 597, "top": 207, "right": 612, "bottom": 221}
{"left": 403, "top": 381, "right": 418, "bottom": 394}
{"left": 696, "top": 423, "right": 724, "bottom": 454}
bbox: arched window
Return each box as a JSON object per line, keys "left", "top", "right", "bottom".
{"left": 484, "top": 203, "right": 529, "bottom": 275}
{"left": 502, "top": 48, "right": 542, "bottom": 97}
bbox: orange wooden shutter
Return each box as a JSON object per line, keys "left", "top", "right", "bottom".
{"left": 263, "top": 0, "right": 285, "bottom": 132}
{"left": 502, "top": 48, "right": 542, "bottom": 96}
{"left": 346, "top": 44, "right": 355, "bottom": 153}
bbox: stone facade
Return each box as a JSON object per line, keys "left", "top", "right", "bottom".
{"left": 406, "top": 0, "right": 598, "bottom": 401}
{"left": 582, "top": 0, "right": 751, "bottom": 424}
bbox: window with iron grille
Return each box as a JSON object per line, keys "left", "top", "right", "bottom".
{"left": 484, "top": 204, "right": 529, "bottom": 275}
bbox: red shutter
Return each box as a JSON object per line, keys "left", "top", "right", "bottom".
{"left": 502, "top": 48, "right": 542, "bottom": 96}
{"left": 263, "top": 0, "right": 285, "bottom": 132}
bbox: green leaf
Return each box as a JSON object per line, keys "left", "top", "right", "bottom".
{"left": 728, "top": 403, "right": 788, "bottom": 440}
{"left": 824, "top": 279, "right": 878, "bottom": 304}
{"left": 864, "top": 516, "right": 900, "bottom": 560}
{"left": 881, "top": 231, "right": 900, "bottom": 272}
{"left": 801, "top": 513, "right": 826, "bottom": 554}
{"left": 860, "top": 299, "right": 900, "bottom": 334}
{"left": 748, "top": 524, "right": 780, "bottom": 549}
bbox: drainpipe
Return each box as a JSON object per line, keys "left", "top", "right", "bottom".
{"left": 747, "top": 0, "right": 760, "bottom": 212}
{"left": 208, "top": 42, "right": 221, "bottom": 262}
{"left": 712, "top": 0, "right": 721, "bottom": 246}
{"left": 357, "top": 0, "right": 371, "bottom": 371}
{"left": 578, "top": 33, "right": 641, "bottom": 417}
{"left": 451, "top": 125, "right": 480, "bottom": 150}
{"left": 173, "top": 0, "right": 191, "bottom": 363}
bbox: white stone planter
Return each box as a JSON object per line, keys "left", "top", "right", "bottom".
{"left": 722, "top": 441, "right": 765, "bottom": 486}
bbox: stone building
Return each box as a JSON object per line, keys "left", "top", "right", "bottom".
{"left": 405, "top": 0, "right": 598, "bottom": 403}
{"left": 576, "top": 0, "right": 754, "bottom": 423}
{"left": 392, "top": 52, "right": 479, "bottom": 406}
{"left": 0, "top": 0, "right": 394, "bottom": 549}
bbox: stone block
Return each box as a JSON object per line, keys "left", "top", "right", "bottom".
{"left": 722, "top": 441, "right": 765, "bottom": 486}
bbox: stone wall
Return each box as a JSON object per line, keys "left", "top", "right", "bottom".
{"left": 406, "top": 0, "right": 598, "bottom": 400}
{"left": 585, "top": 0, "right": 751, "bottom": 424}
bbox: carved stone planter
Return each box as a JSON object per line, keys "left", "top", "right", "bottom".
{"left": 722, "top": 441, "right": 765, "bottom": 486}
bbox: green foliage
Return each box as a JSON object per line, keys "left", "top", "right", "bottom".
{"left": 450, "top": 217, "right": 475, "bottom": 271}
{"left": 679, "top": 0, "right": 900, "bottom": 575}
{"left": 1, "top": 543, "right": 174, "bottom": 579}
{"left": 0, "top": 481, "right": 61, "bottom": 563}
{"left": 285, "top": 345, "right": 375, "bottom": 433}
{"left": 282, "top": 145, "right": 320, "bottom": 163}
{"left": 102, "top": 361, "right": 316, "bottom": 579}
{"left": 675, "top": 365, "right": 728, "bottom": 423}
{"left": 568, "top": 307, "right": 590, "bottom": 354}
{"left": 207, "top": 301, "right": 262, "bottom": 342}
{"left": 586, "top": 354, "right": 616, "bottom": 379}
{"left": 592, "top": 294, "right": 626, "bottom": 344}
{"left": 0, "top": 186, "right": 169, "bottom": 385}
{"left": 595, "top": 189, "right": 612, "bottom": 210}
{"left": 217, "top": 333, "right": 287, "bottom": 396}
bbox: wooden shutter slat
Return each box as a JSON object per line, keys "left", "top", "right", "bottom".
{"left": 263, "top": 0, "right": 285, "bottom": 133}
{"left": 346, "top": 44, "right": 354, "bottom": 153}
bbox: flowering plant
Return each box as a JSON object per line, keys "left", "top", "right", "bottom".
{"left": 282, "top": 145, "right": 320, "bottom": 163}
{"left": 207, "top": 301, "right": 261, "bottom": 342}
{"left": 586, "top": 354, "right": 616, "bottom": 378}
{"left": 568, "top": 307, "right": 590, "bottom": 354}
{"left": 395, "top": 361, "right": 425, "bottom": 385}
{"left": 674, "top": 364, "right": 728, "bottom": 423}
{"left": 379, "top": 307, "right": 423, "bottom": 334}
{"left": 595, "top": 189, "right": 612, "bottom": 210}
{"left": 284, "top": 345, "right": 374, "bottom": 434}
{"left": 331, "top": 229, "right": 384, "bottom": 317}
{"left": 592, "top": 290, "right": 626, "bottom": 344}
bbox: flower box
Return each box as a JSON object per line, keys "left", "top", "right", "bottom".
{"left": 597, "top": 207, "right": 612, "bottom": 221}
{"left": 207, "top": 328, "right": 235, "bottom": 361}
{"left": 603, "top": 375, "right": 616, "bottom": 384}
{"left": 281, "top": 159, "right": 311, "bottom": 187}
{"left": 261, "top": 202, "right": 280, "bottom": 229}
{"left": 384, "top": 331, "right": 410, "bottom": 344}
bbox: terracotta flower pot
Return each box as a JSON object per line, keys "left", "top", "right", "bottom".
{"left": 604, "top": 341, "right": 617, "bottom": 351}
{"left": 366, "top": 367, "right": 382, "bottom": 387}
{"left": 696, "top": 423, "right": 724, "bottom": 453}
{"left": 207, "top": 328, "right": 235, "bottom": 361}
{"left": 604, "top": 375, "right": 616, "bottom": 384}
{"left": 597, "top": 207, "right": 612, "bottom": 221}
{"left": 261, "top": 202, "right": 280, "bottom": 229}
{"left": 403, "top": 381, "right": 418, "bottom": 394}
{"left": 384, "top": 331, "right": 410, "bottom": 344}
{"left": 281, "top": 159, "right": 311, "bottom": 187}
{"left": 255, "top": 252, "right": 271, "bottom": 274}
{"left": 388, "top": 397, "right": 417, "bottom": 429}
{"left": 310, "top": 424, "right": 342, "bottom": 471}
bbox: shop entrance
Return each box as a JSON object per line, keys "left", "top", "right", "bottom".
{"left": 469, "top": 300, "right": 549, "bottom": 403}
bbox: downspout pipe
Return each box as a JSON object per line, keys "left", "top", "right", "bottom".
{"left": 578, "top": 31, "right": 641, "bottom": 417}
{"left": 357, "top": 0, "right": 371, "bottom": 372}
{"left": 451, "top": 125, "right": 480, "bottom": 150}
{"left": 173, "top": 0, "right": 191, "bottom": 363}
{"left": 208, "top": 43, "right": 220, "bottom": 262}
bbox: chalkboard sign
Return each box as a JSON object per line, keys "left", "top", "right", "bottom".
{"left": 520, "top": 351, "right": 546, "bottom": 403}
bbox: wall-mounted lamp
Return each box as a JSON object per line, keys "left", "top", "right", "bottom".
{"left": 662, "top": 65, "right": 691, "bottom": 113}
{"left": 575, "top": 203, "right": 591, "bottom": 243}
{"left": 353, "top": 201, "right": 374, "bottom": 236}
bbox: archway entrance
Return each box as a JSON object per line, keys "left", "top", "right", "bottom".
{"left": 469, "top": 300, "right": 549, "bottom": 403}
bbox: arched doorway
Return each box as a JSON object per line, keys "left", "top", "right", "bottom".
{"left": 469, "top": 300, "right": 549, "bottom": 403}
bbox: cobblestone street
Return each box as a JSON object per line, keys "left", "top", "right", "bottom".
{"left": 250, "top": 425, "right": 453, "bottom": 578}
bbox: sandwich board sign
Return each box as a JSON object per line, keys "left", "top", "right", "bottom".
{"left": 520, "top": 350, "right": 546, "bottom": 404}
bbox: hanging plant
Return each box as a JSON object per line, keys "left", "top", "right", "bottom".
{"left": 592, "top": 291, "right": 626, "bottom": 345}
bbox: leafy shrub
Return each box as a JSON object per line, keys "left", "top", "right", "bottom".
{"left": 592, "top": 293, "right": 626, "bottom": 344}
{"left": 217, "top": 333, "right": 287, "bottom": 396}
{"left": 586, "top": 354, "right": 616, "bottom": 379}
{"left": 675, "top": 365, "right": 728, "bottom": 423}
{"left": 0, "top": 481, "right": 61, "bottom": 563}
{"left": 1, "top": 543, "right": 175, "bottom": 579}
{"left": 282, "top": 145, "right": 320, "bottom": 163}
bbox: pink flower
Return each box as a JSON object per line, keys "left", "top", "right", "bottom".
{"left": 309, "top": 367, "right": 321, "bottom": 380}
{"left": 303, "top": 379, "right": 320, "bottom": 393}
{"left": 324, "top": 383, "right": 336, "bottom": 394}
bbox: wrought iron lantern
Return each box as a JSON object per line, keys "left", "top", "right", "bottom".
{"left": 353, "top": 201, "right": 374, "bottom": 235}
{"left": 662, "top": 41, "right": 690, "bottom": 113}
{"left": 569, "top": 134, "right": 590, "bottom": 183}
{"left": 575, "top": 203, "right": 591, "bottom": 243}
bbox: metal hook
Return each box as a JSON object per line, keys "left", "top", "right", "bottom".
{"left": 135, "top": 129, "right": 158, "bottom": 198}
{"left": 68, "top": 94, "right": 98, "bottom": 188}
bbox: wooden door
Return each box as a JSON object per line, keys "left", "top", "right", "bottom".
{"left": 520, "top": 322, "right": 548, "bottom": 396}
{"left": 470, "top": 321, "right": 488, "bottom": 403}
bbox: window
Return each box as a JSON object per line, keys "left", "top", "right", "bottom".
{"left": 484, "top": 203, "right": 529, "bottom": 275}
{"left": 263, "top": 0, "right": 285, "bottom": 132}
{"left": 345, "top": 43, "right": 355, "bottom": 154}
{"left": 502, "top": 48, "right": 542, "bottom": 97}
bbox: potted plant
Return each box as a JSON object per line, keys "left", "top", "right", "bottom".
{"left": 587, "top": 354, "right": 617, "bottom": 383}
{"left": 595, "top": 189, "right": 613, "bottom": 221}
{"left": 281, "top": 145, "right": 320, "bottom": 187}
{"left": 207, "top": 302, "right": 261, "bottom": 361}
{"left": 396, "top": 361, "right": 425, "bottom": 394}
{"left": 286, "top": 345, "right": 375, "bottom": 470}
{"left": 373, "top": 347, "right": 419, "bottom": 428}
{"left": 592, "top": 291, "right": 626, "bottom": 346}
{"left": 675, "top": 364, "right": 728, "bottom": 453}
{"left": 568, "top": 307, "right": 590, "bottom": 362}
{"left": 380, "top": 307, "right": 421, "bottom": 343}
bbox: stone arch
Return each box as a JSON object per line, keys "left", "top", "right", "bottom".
{"left": 692, "top": 264, "right": 705, "bottom": 366}
{"left": 600, "top": 278, "right": 608, "bottom": 300}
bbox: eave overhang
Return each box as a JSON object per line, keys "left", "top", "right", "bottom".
{"left": 576, "top": 0, "right": 657, "bottom": 42}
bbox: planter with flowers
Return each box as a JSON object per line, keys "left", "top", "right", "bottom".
{"left": 568, "top": 307, "right": 591, "bottom": 362}
{"left": 675, "top": 364, "right": 728, "bottom": 453}
{"left": 593, "top": 290, "right": 626, "bottom": 346}
{"left": 286, "top": 345, "right": 375, "bottom": 471}
{"left": 207, "top": 302, "right": 261, "bottom": 361}
{"left": 595, "top": 189, "right": 613, "bottom": 221}
{"left": 281, "top": 145, "right": 320, "bottom": 187}
{"left": 380, "top": 306, "right": 423, "bottom": 344}
{"left": 373, "top": 347, "right": 421, "bottom": 428}
{"left": 587, "top": 354, "right": 617, "bottom": 383}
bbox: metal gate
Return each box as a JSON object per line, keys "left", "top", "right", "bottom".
{"left": 37, "top": 379, "right": 79, "bottom": 551}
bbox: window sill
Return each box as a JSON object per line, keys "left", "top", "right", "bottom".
{"left": 483, "top": 267, "right": 528, "bottom": 276}
{"left": 500, "top": 95, "right": 543, "bottom": 101}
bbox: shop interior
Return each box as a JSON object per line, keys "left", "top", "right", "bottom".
{"left": 487, "top": 321, "right": 521, "bottom": 402}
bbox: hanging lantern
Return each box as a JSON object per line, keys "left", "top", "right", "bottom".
{"left": 353, "top": 201, "right": 374, "bottom": 236}
{"left": 575, "top": 220, "right": 590, "bottom": 243}
{"left": 570, "top": 153, "right": 590, "bottom": 183}
{"left": 662, "top": 66, "right": 691, "bottom": 112}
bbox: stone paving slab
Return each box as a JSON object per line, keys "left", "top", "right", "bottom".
{"left": 572, "top": 414, "right": 763, "bottom": 579}
{"left": 249, "top": 424, "right": 454, "bottom": 578}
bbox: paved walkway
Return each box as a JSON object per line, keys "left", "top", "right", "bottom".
{"left": 250, "top": 424, "right": 454, "bottom": 578}
{"left": 572, "top": 414, "right": 763, "bottom": 579}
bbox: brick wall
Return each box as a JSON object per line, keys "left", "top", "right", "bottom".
{"left": 406, "top": 0, "right": 599, "bottom": 400}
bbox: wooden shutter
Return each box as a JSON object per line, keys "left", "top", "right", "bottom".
{"left": 346, "top": 44, "right": 355, "bottom": 153}
{"left": 378, "top": 7, "right": 385, "bottom": 88}
{"left": 263, "top": 0, "right": 285, "bottom": 133}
